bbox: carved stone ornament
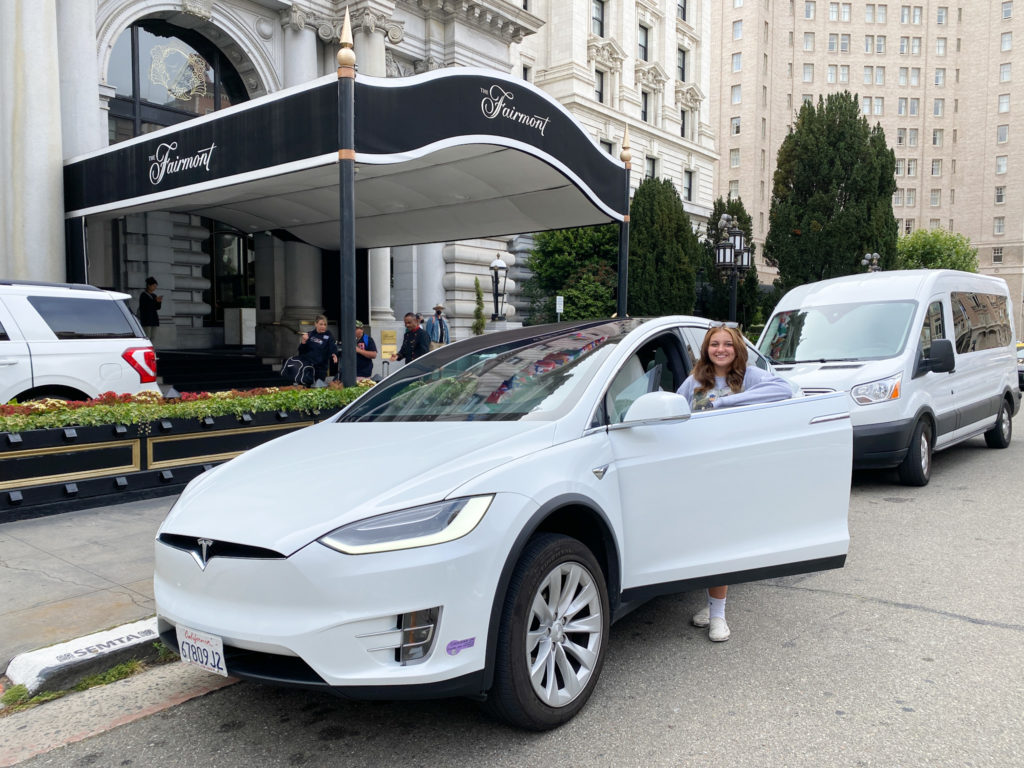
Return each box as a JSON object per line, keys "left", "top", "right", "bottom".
{"left": 385, "top": 50, "right": 414, "bottom": 77}
{"left": 635, "top": 61, "right": 669, "bottom": 88}
{"left": 414, "top": 56, "right": 444, "bottom": 74}
{"left": 280, "top": 7, "right": 308, "bottom": 32}
{"left": 350, "top": 8, "right": 406, "bottom": 44}
{"left": 182, "top": 0, "right": 213, "bottom": 20}
{"left": 587, "top": 36, "right": 627, "bottom": 72}
{"left": 676, "top": 82, "right": 705, "bottom": 110}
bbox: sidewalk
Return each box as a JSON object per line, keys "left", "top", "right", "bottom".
{"left": 0, "top": 496, "right": 176, "bottom": 673}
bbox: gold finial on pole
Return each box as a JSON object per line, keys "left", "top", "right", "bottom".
{"left": 337, "top": 8, "right": 356, "bottom": 69}
{"left": 620, "top": 124, "right": 632, "bottom": 165}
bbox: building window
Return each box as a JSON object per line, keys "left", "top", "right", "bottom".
{"left": 877, "top": 4, "right": 887, "bottom": 22}
{"left": 931, "top": 159, "right": 942, "bottom": 176}
{"left": 866, "top": 3, "right": 876, "bottom": 22}
{"left": 732, "top": 52, "right": 742, "bottom": 72}
{"left": 805, "top": 1, "right": 816, "bottom": 19}
{"left": 1001, "top": 63, "right": 1012, "bottom": 82}
{"left": 912, "top": 5, "right": 921, "bottom": 23}
{"left": 908, "top": 128, "right": 918, "bottom": 145}
{"left": 731, "top": 84, "right": 742, "bottom": 104}
{"left": 900, "top": 36, "right": 909, "bottom": 55}
{"left": 935, "top": 68, "right": 945, "bottom": 86}
{"left": 842, "top": 3, "right": 852, "bottom": 21}
{"left": 679, "top": 48, "right": 689, "bottom": 79}
{"left": 936, "top": 37, "right": 946, "bottom": 55}
{"left": 996, "top": 155, "right": 1008, "bottom": 174}
{"left": 874, "top": 97, "right": 884, "bottom": 114}
{"left": 639, "top": 24, "right": 650, "bottom": 60}
{"left": 911, "top": 37, "right": 921, "bottom": 55}
{"left": 645, "top": 157, "right": 657, "bottom": 179}
{"left": 803, "top": 63, "right": 814, "bottom": 82}
{"left": 830, "top": 2, "right": 839, "bottom": 21}
{"left": 930, "top": 189, "right": 941, "bottom": 206}
{"left": 907, "top": 158, "right": 918, "bottom": 176}
{"left": 842, "top": 34, "right": 851, "bottom": 52}
{"left": 895, "top": 159, "right": 905, "bottom": 176}
{"left": 995, "top": 186, "right": 1006, "bottom": 204}
{"left": 998, "top": 124, "right": 1009, "bottom": 142}
{"left": 865, "top": 35, "right": 874, "bottom": 53}
{"left": 937, "top": 6, "right": 947, "bottom": 24}
{"left": 683, "top": 169, "right": 693, "bottom": 201}
{"left": 1002, "top": 32, "right": 1012, "bottom": 51}
{"left": 594, "top": 70, "right": 605, "bottom": 102}
{"left": 910, "top": 67, "right": 920, "bottom": 86}
{"left": 678, "top": 0, "right": 688, "bottom": 21}
{"left": 910, "top": 97, "right": 919, "bottom": 115}
{"left": 897, "top": 128, "right": 906, "bottom": 145}
{"left": 106, "top": 19, "right": 249, "bottom": 143}
{"left": 933, "top": 98, "right": 944, "bottom": 116}
{"left": 932, "top": 128, "right": 943, "bottom": 146}
{"left": 840, "top": 65, "right": 849, "bottom": 82}
{"left": 898, "top": 97, "right": 908, "bottom": 115}
{"left": 592, "top": 0, "right": 605, "bottom": 36}
{"left": 875, "top": 66, "right": 885, "bottom": 84}
{"left": 877, "top": 35, "right": 886, "bottom": 53}
{"left": 641, "top": 91, "right": 650, "bottom": 122}
{"left": 828, "top": 64, "right": 838, "bottom": 83}
{"left": 994, "top": 217, "right": 1005, "bottom": 235}
{"left": 729, "top": 179, "right": 740, "bottom": 197}
{"left": 730, "top": 148, "right": 741, "bottom": 167}
{"left": 1002, "top": 2, "right": 1013, "bottom": 20}
{"left": 993, "top": 247, "right": 1004, "bottom": 263}
{"left": 906, "top": 188, "right": 917, "bottom": 205}
{"left": 522, "top": 64, "right": 531, "bottom": 81}
{"left": 731, "top": 116, "right": 741, "bottom": 135}
{"left": 862, "top": 96, "right": 872, "bottom": 114}
{"left": 806, "top": 32, "right": 816, "bottom": 51}
{"left": 899, "top": 66, "right": 907, "bottom": 85}
{"left": 900, "top": 5, "right": 909, "bottom": 23}
{"left": 600, "top": 139, "right": 614, "bottom": 155}
{"left": 998, "top": 93, "right": 1011, "bottom": 112}
{"left": 893, "top": 188, "right": 904, "bottom": 205}
{"left": 905, "top": 219, "right": 914, "bottom": 234}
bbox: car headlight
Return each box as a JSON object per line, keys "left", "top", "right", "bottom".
{"left": 318, "top": 495, "right": 494, "bottom": 555}
{"left": 851, "top": 373, "right": 902, "bottom": 405}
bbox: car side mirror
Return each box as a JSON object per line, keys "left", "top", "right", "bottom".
{"left": 920, "top": 338, "right": 955, "bottom": 376}
{"left": 614, "top": 391, "right": 692, "bottom": 428}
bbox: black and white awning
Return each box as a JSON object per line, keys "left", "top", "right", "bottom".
{"left": 64, "top": 68, "right": 628, "bottom": 249}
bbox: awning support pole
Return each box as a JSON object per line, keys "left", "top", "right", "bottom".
{"left": 337, "top": 9, "right": 357, "bottom": 388}
{"left": 617, "top": 126, "right": 632, "bottom": 318}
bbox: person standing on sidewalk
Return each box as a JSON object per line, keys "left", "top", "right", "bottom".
{"left": 139, "top": 277, "right": 162, "bottom": 342}
{"left": 390, "top": 312, "right": 430, "bottom": 363}
{"left": 352, "top": 321, "right": 378, "bottom": 379}
{"left": 425, "top": 303, "right": 450, "bottom": 350}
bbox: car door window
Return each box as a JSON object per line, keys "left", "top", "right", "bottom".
{"left": 0, "top": 319, "right": 7, "bottom": 341}
{"left": 598, "top": 333, "right": 688, "bottom": 425}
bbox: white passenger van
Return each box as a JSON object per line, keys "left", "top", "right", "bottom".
{"left": 758, "top": 270, "right": 1020, "bottom": 485}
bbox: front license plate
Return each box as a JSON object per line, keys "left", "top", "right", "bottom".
{"left": 176, "top": 624, "right": 228, "bottom": 677}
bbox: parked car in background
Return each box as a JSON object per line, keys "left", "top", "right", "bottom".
{"left": 759, "top": 270, "right": 1020, "bottom": 487}
{"left": 1017, "top": 345, "right": 1024, "bottom": 389}
{"left": 0, "top": 280, "right": 158, "bottom": 403}
{"left": 155, "top": 316, "right": 852, "bottom": 730}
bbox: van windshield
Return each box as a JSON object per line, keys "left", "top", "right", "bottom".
{"left": 759, "top": 301, "right": 918, "bottom": 363}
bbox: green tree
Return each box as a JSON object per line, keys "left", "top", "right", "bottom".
{"left": 472, "top": 277, "right": 486, "bottom": 335}
{"left": 765, "top": 91, "right": 897, "bottom": 292}
{"left": 628, "top": 177, "right": 700, "bottom": 316}
{"left": 698, "top": 196, "right": 762, "bottom": 327}
{"left": 522, "top": 223, "right": 618, "bottom": 323}
{"left": 893, "top": 228, "right": 979, "bottom": 272}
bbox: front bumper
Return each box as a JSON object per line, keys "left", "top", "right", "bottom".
{"left": 155, "top": 493, "right": 534, "bottom": 696}
{"left": 852, "top": 418, "right": 916, "bottom": 469}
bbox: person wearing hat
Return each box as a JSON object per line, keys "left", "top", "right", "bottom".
{"left": 425, "top": 302, "right": 450, "bottom": 349}
{"left": 352, "top": 320, "right": 377, "bottom": 380}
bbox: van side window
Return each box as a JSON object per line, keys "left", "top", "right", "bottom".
{"left": 919, "top": 301, "right": 945, "bottom": 359}
{"left": 27, "top": 296, "right": 136, "bottom": 339}
{"left": 950, "top": 292, "right": 1012, "bottom": 353}
{"left": 0, "top": 320, "right": 7, "bottom": 341}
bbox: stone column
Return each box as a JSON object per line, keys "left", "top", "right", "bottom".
{"left": 56, "top": 0, "right": 103, "bottom": 158}
{"left": 0, "top": 0, "right": 64, "bottom": 280}
{"left": 369, "top": 247, "right": 394, "bottom": 323}
{"left": 416, "top": 243, "right": 446, "bottom": 318}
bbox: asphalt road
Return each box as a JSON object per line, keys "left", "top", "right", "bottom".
{"left": 14, "top": 433, "right": 1024, "bottom": 768}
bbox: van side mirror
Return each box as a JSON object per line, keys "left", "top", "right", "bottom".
{"left": 919, "top": 338, "right": 955, "bottom": 376}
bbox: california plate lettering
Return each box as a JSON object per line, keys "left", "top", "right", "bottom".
{"left": 176, "top": 625, "right": 227, "bottom": 677}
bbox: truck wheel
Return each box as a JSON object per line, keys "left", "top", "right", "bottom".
{"left": 485, "top": 533, "right": 609, "bottom": 731}
{"left": 984, "top": 398, "right": 1013, "bottom": 449}
{"left": 898, "top": 419, "right": 932, "bottom": 486}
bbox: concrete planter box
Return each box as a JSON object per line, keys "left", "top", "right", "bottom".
{"left": 0, "top": 408, "right": 340, "bottom": 521}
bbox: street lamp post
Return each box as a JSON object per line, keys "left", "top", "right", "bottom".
{"left": 862, "top": 252, "right": 881, "bottom": 272}
{"left": 714, "top": 214, "right": 752, "bottom": 322}
{"left": 489, "top": 254, "right": 508, "bottom": 321}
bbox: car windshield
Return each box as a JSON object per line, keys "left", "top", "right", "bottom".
{"left": 339, "top": 319, "right": 641, "bottom": 422}
{"left": 759, "top": 301, "right": 918, "bottom": 363}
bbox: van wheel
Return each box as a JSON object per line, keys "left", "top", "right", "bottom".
{"left": 485, "top": 534, "right": 609, "bottom": 731}
{"left": 898, "top": 419, "right": 932, "bottom": 486}
{"left": 984, "top": 398, "right": 1013, "bottom": 449}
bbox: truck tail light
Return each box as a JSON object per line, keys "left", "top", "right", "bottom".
{"left": 122, "top": 346, "right": 157, "bottom": 383}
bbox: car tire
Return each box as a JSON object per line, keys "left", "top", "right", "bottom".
{"left": 984, "top": 398, "right": 1013, "bottom": 449}
{"left": 485, "top": 533, "right": 609, "bottom": 731}
{"left": 898, "top": 418, "right": 932, "bottom": 486}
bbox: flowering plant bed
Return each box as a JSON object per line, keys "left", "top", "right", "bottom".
{"left": 0, "top": 383, "right": 370, "bottom": 520}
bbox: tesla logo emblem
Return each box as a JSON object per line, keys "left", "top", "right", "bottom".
{"left": 196, "top": 538, "right": 214, "bottom": 569}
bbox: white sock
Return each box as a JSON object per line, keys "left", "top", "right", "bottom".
{"left": 708, "top": 595, "right": 726, "bottom": 620}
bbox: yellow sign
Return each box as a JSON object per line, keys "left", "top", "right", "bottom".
{"left": 381, "top": 329, "right": 398, "bottom": 358}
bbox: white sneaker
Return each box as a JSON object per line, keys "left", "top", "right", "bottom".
{"left": 692, "top": 606, "right": 710, "bottom": 628}
{"left": 708, "top": 616, "right": 731, "bottom": 642}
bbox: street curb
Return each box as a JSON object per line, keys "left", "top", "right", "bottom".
{"left": 5, "top": 618, "right": 161, "bottom": 695}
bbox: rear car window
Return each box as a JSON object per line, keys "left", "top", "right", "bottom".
{"left": 28, "top": 296, "right": 137, "bottom": 339}
{"left": 0, "top": 320, "right": 7, "bottom": 341}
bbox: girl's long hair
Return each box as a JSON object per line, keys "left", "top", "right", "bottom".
{"left": 693, "top": 326, "right": 748, "bottom": 393}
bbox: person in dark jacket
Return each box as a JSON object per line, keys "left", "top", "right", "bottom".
{"left": 139, "top": 277, "right": 162, "bottom": 339}
{"left": 298, "top": 314, "right": 337, "bottom": 384}
{"left": 390, "top": 312, "right": 431, "bottom": 363}
{"left": 353, "top": 321, "right": 378, "bottom": 379}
